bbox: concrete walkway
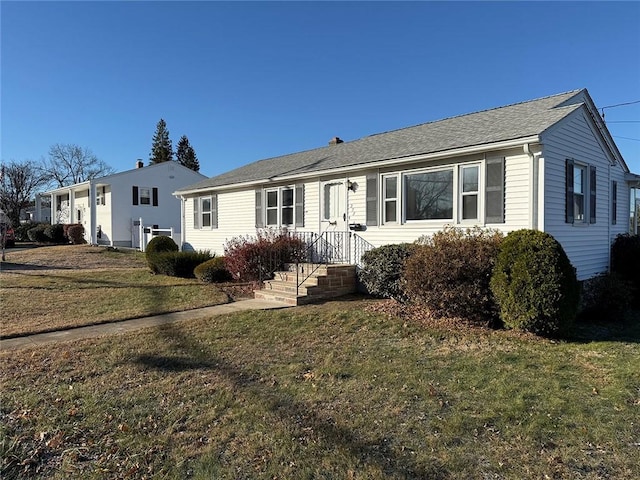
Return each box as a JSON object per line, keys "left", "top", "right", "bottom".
{"left": 0, "top": 299, "right": 291, "bottom": 351}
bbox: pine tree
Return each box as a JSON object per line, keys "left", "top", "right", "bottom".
{"left": 149, "top": 119, "right": 173, "bottom": 164}
{"left": 176, "top": 135, "right": 200, "bottom": 172}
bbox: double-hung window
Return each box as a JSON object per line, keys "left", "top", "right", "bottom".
{"left": 405, "top": 169, "right": 454, "bottom": 221}
{"left": 460, "top": 165, "right": 479, "bottom": 220}
{"left": 139, "top": 187, "right": 151, "bottom": 205}
{"left": 132, "top": 186, "right": 158, "bottom": 206}
{"left": 566, "top": 159, "right": 596, "bottom": 224}
{"left": 573, "top": 164, "right": 587, "bottom": 222}
{"left": 265, "top": 187, "right": 296, "bottom": 227}
{"left": 382, "top": 175, "right": 399, "bottom": 223}
{"left": 194, "top": 195, "right": 218, "bottom": 229}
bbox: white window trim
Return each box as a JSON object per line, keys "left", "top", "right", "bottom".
{"left": 139, "top": 187, "right": 152, "bottom": 206}
{"left": 573, "top": 163, "right": 587, "bottom": 224}
{"left": 459, "top": 163, "right": 482, "bottom": 223}
{"left": 382, "top": 174, "right": 400, "bottom": 225}
{"left": 265, "top": 186, "right": 295, "bottom": 227}
{"left": 402, "top": 166, "right": 456, "bottom": 224}
{"left": 378, "top": 160, "right": 492, "bottom": 226}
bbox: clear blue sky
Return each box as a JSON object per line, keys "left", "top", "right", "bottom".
{"left": 2, "top": 1, "right": 640, "bottom": 179}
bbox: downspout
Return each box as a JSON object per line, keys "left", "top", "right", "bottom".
{"left": 524, "top": 143, "right": 542, "bottom": 230}
{"left": 180, "top": 195, "right": 186, "bottom": 250}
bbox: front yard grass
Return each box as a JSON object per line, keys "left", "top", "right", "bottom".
{"left": 0, "top": 245, "right": 230, "bottom": 337}
{"left": 2, "top": 300, "right": 639, "bottom": 479}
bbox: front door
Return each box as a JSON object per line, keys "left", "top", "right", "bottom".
{"left": 322, "top": 181, "right": 347, "bottom": 232}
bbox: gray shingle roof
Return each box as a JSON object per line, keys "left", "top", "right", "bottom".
{"left": 181, "top": 89, "right": 585, "bottom": 192}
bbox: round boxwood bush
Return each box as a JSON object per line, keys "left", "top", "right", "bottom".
{"left": 27, "top": 224, "right": 49, "bottom": 243}
{"left": 145, "top": 235, "right": 178, "bottom": 256}
{"left": 359, "top": 243, "right": 415, "bottom": 301}
{"left": 44, "top": 223, "right": 66, "bottom": 244}
{"left": 490, "top": 229, "right": 579, "bottom": 336}
{"left": 194, "top": 256, "right": 233, "bottom": 283}
{"left": 610, "top": 234, "right": 640, "bottom": 306}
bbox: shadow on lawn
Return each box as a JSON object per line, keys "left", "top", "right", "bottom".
{"left": 135, "top": 323, "right": 450, "bottom": 480}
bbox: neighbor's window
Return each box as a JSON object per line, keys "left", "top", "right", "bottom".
{"left": 139, "top": 187, "right": 151, "bottom": 205}
{"left": 460, "top": 165, "right": 479, "bottom": 220}
{"left": 405, "top": 169, "right": 454, "bottom": 221}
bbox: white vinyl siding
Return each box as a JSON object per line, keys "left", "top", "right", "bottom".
{"left": 542, "top": 109, "right": 618, "bottom": 279}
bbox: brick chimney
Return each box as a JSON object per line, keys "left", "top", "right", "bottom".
{"left": 136, "top": 159, "right": 144, "bottom": 168}
{"left": 328, "top": 137, "right": 344, "bottom": 145}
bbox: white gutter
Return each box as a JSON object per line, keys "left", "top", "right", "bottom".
{"left": 175, "top": 136, "right": 541, "bottom": 196}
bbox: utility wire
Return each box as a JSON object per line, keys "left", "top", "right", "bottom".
{"left": 601, "top": 100, "right": 640, "bottom": 120}
{"left": 613, "top": 135, "right": 640, "bottom": 142}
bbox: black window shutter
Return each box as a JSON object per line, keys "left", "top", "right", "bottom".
{"left": 152, "top": 187, "right": 158, "bottom": 207}
{"left": 485, "top": 157, "right": 505, "bottom": 223}
{"left": 295, "top": 185, "right": 305, "bottom": 227}
{"left": 255, "top": 190, "right": 264, "bottom": 228}
{"left": 565, "top": 159, "right": 574, "bottom": 223}
{"left": 612, "top": 181, "right": 617, "bottom": 225}
{"left": 132, "top": 186, "right": 139, "bottom": 206}
{"left": 589, "top": 166, "right": 596, "bottom": 224}
{"left": 212, "top": 195, "right": 218, "bottom": 229}
{"left": 366, "top": 174, "right": 378, "bottom": 226}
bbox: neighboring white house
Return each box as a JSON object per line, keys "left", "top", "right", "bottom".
{"left": 174, "top": 89, "right": 640, "bottom": 280}
{"left": 39, "top": 161, "right": 206, "bottom": 249}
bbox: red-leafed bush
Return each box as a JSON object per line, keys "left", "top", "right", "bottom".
{"left": 224, "top": 229, "right": 306, "bottom": 282}
{"left": 66, "top": 224, "right": 86, "bottom": 244}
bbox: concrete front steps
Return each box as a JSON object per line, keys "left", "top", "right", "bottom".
{"left": 254, "top": 263, "right": 357, "bottom": 306}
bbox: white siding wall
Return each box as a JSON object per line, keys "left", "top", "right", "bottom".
{"left": 345, "top": 151, "right": 534, "bottom": 249}
{"left": 542, "top": 109, "right": 624, "bottom": 279}
{"left": 184, "top": 181, "right": 325, "bottom": 255}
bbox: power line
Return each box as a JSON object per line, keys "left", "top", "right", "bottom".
{"left": 613, "top": 135, "right": 640, "bottom": 142}
{"left": 601, "top": 100, "right": 640, "bottom": 110}
{"left": 606, "top": 120, "right": 640, "bottom": 123}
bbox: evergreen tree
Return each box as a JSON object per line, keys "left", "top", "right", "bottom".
{"left": 176, "top": 135, "right": 200, "bottom": 172}
{"left": 149, "top": 118, "right": 173, "bottom": 164}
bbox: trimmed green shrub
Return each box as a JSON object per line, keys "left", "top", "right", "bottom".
{"left": 490, "top": 229, "right": 580, "bottom": 336}
{"left": 194, "top": 256, "right": 233, "bottom": 283}
{"left": 579, "top": 273, "right": 633, "bottom": 322}
{"left": 402, "top": 227, "right": 503, "bottom": 322}
{"left": 66, "top": 224, "right": 86, "bottom": 245}
{"left": 27, "top": 224, "right": 49, "bottom": 243}
{"left": 44, "top": 224, "right": 66, "bottom": 244}
{"left": 359, "top": 243, "right": 415, "bottom": 301}
{"left": 611, "top": 234, "right": 640, "bottom": 306}
{"left": 148, "top": 251, "right": 213, "bottom": 278}
{"left": 145, "top": 235, "right": 179, "bottom": 255}
{"left": 224, "top": 229, "right": 306, "bottom": 282}
{"left": 15, "top": 222, "right": 44, "bottom": 241}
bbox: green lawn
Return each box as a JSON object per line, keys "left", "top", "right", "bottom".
{"left": 2, "top": 299, "right": 638, "bottom": 479}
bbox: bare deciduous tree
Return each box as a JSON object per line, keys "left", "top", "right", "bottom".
{"left": 41, "top": 144, "right": 114, "bottom": 188}
{"left": 0, "top": 161, "right": 48, "bottom": 227}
